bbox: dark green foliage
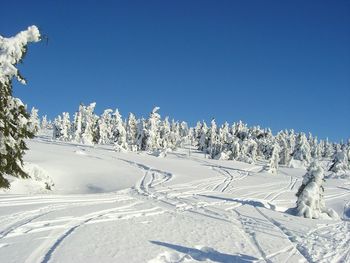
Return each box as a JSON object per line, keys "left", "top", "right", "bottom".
{"left": 0, "top": 80, "right": 35, "bottom": 188}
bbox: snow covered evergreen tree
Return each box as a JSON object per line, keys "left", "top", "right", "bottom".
{"left": 29, "top": 107, "right": 40, "bottom": 135}
{"left": 296, "top": 161, "right": 338, "bottom": 219}
{"left": 97, "top": 109, "right": 113, "bottom": 144}
{"left": 108, "top": 109, "right": 127, "bottom": 151}
{"left": 52, "top": 113, "right": 71, "bottom": 141}
{"left": 159, "top": 117, "right": 171, "bottom": 149}
{"left": 81, "top": 103, "right": 98, "bottom": 145}
{"left": 0, "top": 26, "right": 41, "bottom": 188}
{"left": 268, "top": 143, "right": 280, "bottom": 174}
{"left": 329, "top": 150, "right": 350, "bottom": 174}
{"left": 61, "top": 112, "right": 71, "bottom": 141}
{"left": 53, "top": 116, "right": 63, "bottom": 140}
{"left": 126, "top": 112, "right": 138, "bottom": 151}
{"left": 41, "top": 115, "right": 49, "bottom": 129}
{"left": 292, "top": 133, "right": 311, "bottom": 166}
{"left": 323, "top": 138, "right": 334, "bottom": 158}
{"left": 197, "top": 121, "right": 208, "bottom": 152}
{"left": 276, "top": 131, "right": 290, "bottom": 165}
{"left": 70, "top": 103, "right": 98, "bottom": 145}
{"left": 145, "top": 107, "right": 161, "bottom": 151}
{"left": 207, "top": 119, "right": 219, "bottom": 158}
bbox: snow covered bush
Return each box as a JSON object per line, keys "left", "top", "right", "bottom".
{"left": 296, "top": 161, "right": 338, "bottom": 219}
{"left": 0, "top": 26, "right": 41, "bottom": 188}
{"left": 329, "top": 150, "right": 349, "bottom": 174}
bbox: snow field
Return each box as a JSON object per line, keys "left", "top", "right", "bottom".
{"left": 0, "top": 137, "right": 349, "bottom": 262}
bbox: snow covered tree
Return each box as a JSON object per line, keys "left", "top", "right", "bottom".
{"left": 136, "top": 118, "right": 147, "bottom": 151}
{"left": 169, "top": 120, "right": 181, "bottom": 149}
{"left": 126, "top": 112, "right": 138, "bottom": 151}
{"left": 329, "top": 150, "right": 350, "bottom": 174}
{"left": 0, "top": 26, "right": 41, "bottom": 188}
{"left": 194, "top": 121, "right": 202, "bottom": 145}
{"left": 41, "top": 115, "right": 49, "bottom": 129}
{"left": 207, "top": 119, "right": 219, "bottom": 158}
{"left": 60, "top": 112, "right": 71, "bottom": 141}
{"left": 145, "top": 107, "right": 161, "bottom": 151}
{"left": 230, "top": 137, "right": 241, "bottom": 160}
{"left": 323, "top": 138, "right": 334, "bottom": 158}
{"left": 197, "top": 121, "right": 208, "bottom": 152}
{"left": 296, "top": 161, "right": 338, "bottom": 219}
{"left": 276, "top": 131, "right": 290, "bottom": 165}
{"left": 52, "top": 112, "right": 71, "bottom": 141}
{"left": 159, "top": 117, "right": 171, "bottom": 149}
{"left": 71, "top": 103, "right": 98, "bottom": 145}
{"left": 111, "top": 109, "right": 127, "bottom": 151}
{"left": 239, "top": 139, "right": 257, "bottom": 164}
{"left": 72, "top": 108, "right": 82, "bottom": 142}
{"left": 52, "top": 116, "right": 63, "bottom": 140}
{"left": 81, "top": 103, "right": 98, "bottom": 145}
{"left": 218, "top": 122, "right": 231, "bottom": 152}
{"left": 292, "top": 133, "right": 311, "bottom": 166}
{"left": 268, "top": 143, "right": 280, "bottom": 174}
{"left": 29, "top": 107, "right": 40, "bottom": 135}
{"left": 97, "top": 109, "right": 113, "bottom": 144}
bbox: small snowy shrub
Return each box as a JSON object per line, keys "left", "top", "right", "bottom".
{"left": 296, "top": 161, "right": 338, "bottom": 219}
{"left": 329, "top": 150, "right": 349, "bottom": 174}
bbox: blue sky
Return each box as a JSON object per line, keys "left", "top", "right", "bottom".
{"left": 1, "top": 1, "right": 349, "bottom": 141}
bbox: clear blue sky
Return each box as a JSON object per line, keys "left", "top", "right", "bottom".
{"left": 1, "top": 0, "right": 349, "bottom": 141}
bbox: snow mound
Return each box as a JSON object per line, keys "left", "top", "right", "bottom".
{"left": 288, "top": 159, "right": 306, "bottom": 169}
{"left": 2, "top": 163, "right": 54, "bottom": 194}
{"left": 148, "top": 251, "right": 189, "bottom": 263}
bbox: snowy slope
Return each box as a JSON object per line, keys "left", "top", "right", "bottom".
{"left": 0, "top": 134, "right": 349, "bottom": 263}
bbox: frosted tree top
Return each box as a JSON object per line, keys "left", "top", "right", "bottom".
{"left": 0, "top": 25, "right": 41, "bottom": 84}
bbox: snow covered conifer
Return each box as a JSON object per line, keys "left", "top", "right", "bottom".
{"left": 292, "top": 133, "right": 311, "bottom": 166}
{"left": 159, "top": 117, "right": 171, "bottom": 149}
{"left": 329, "top": 150, "right": 350, "bottom": 174}
{"left": 296, "top": 161, "right": 338, "bottom": 219}
{"left": 111, "top": 109, "right": 127, "bottom": 151}
{"left": 29, "top": 107, "right": 40, "bottom": 135}
{"left": 83, "top": 103, "right": 98, "bottom": 145}
{"left": 0, "top": 26, "right": 41, "bottom": 188}
{"left": 207, "top": 119, "right": 219, "bottom": 158}
{"left": 41, "top": 115, "right": 48, "bottom": 129}
{"left": 323, "top": 138, "right": 334, "bottom": 158}
{"left": 126, "top": 112, "right": 138, "bottom": 151}
{"left": 53, "top": 116, "right": 63, "bottom": 140}
{"left": 197, "top": 121, "right": 208, "bottom": 152}
{"left": 268, "top": 143, "right": 280, "bottom": 174}
{"left": 72, "top": 103, "right": 98, "bottom": 145}
{"left": 136, "top": 118, "right": 147, "bottom": 151}
{"left": 97, "top": 109, "right": 113, "bottom": 144}
{"left": 72, "top": 107, "right": 82, "bottom": 143}
{"left": 145, "top": 107, "right": 161, "bottom": 151}
{"left": 230, "top": 137, "right": 241, "bottom": 160}
{"left": 276, "top": 132, "right": 290, "bottom": 165}
{"left": 61, "top": 112, "right": 71, "bottom": 141}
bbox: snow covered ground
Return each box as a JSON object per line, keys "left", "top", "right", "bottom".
{"left": 0, "top": 133, "right": 349, "bottom": 263}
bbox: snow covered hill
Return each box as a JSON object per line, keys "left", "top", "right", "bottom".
{"left": 0, "top": 134, "right": 349, "bottom": 263}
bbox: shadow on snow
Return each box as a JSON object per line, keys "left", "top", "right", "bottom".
{"left": 150, "top": 240, "right": 259, "bottom": 263}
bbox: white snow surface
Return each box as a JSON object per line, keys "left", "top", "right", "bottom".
{"left": 0, "top": 133, "right": 349, "bottom": 263}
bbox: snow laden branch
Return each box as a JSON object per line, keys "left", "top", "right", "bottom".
{"left": 0, "top": 25, "right": 41, "bottom": 84}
